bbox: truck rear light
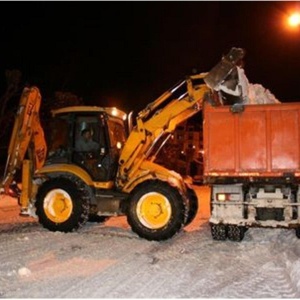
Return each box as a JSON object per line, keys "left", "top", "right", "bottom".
{"left": 216, "top": 193, "right": 240, "bottom": 202}
{"left": 216, "top": 193, "right": 229, "bottom": 202}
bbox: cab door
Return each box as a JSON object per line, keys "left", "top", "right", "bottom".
{"left": 72, "top": 113, "right": 110, "bottom": 181}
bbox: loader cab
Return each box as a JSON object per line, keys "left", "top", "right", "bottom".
{"left": 46, "top": 106, "right": 127, "bottom": 182}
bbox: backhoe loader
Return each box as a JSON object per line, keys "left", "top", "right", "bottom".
{"left": 0, "top": 48, "right": 243, "bottom": 241}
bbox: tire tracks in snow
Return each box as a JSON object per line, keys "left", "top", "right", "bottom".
{"left": 1, "top": 218, "right": 300, "bottom": 298}
{"left": 51, "top": 236, "right": 158, "bottom": 298}
{"left": 0, "top": 223, "right": 141, "bottom": 297}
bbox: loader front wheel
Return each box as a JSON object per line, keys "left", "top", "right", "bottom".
{"left": 35, "top": 177, "right": 89, "bottom": 232}
{"left": 127, "top": 180, "right": 185, "bottom": 241}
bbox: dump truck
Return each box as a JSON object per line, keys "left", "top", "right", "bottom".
{"left": 1, "top": 48, "right": 245, "bottom": 241}
{"left": 203, "top": 59, "right": 300, "bottom": 242}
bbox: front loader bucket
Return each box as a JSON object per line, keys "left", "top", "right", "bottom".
{"left": 204, "top": 47, "right": 245, "bottom": 90}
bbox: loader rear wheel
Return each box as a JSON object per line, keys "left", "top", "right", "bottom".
{"left": 184, "top": 187, "right": 199, "bottom": 226}
{"left": 127, "top": 180, "right": 185, "bottom": 241}
{"left": 211, "top": 224, "right": 227, "bottom": 240}
{"left": 36, "top": 177, "right": 89, "bottom": 232}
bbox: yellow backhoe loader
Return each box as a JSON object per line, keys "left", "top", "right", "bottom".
{"left": 0, "top": 48, "right": 244, "bottom": 241}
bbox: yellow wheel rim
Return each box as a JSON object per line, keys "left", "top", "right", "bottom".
{"left": 136, "top": 192, "right": 172, "bottom": 229}
{"left": 44, "top": 189, "right": 73, "bottom": 223}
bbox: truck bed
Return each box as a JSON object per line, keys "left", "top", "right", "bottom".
{"left": 203, "top": 102, "right": 300, "bottom": 182}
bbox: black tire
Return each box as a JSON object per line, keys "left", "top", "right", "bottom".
{"left": 184, "top": 187, "right": 199, "bottom": 226}
{"left": 127, "top": 180, "right": 185, "bottom": 241}
{"left": 227, "top": 225, "right": 245, "bottom": 242}
{"left": 211, "top": 224, "right": 227, "bottom": 240}
{"left": 295, "top": 227, "right": 300, "bottom": 239}
{"left": 35, "top": 177, "right": 89, "bottom": 232}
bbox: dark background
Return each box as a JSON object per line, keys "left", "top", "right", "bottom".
{"left": 0, "top": 1, "right": 300, "bottom": 113}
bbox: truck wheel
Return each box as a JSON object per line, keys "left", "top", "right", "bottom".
{"left": 184, "top": 187, "right": 199, "bottom": 226}
{"left": 35, "top": 177, "right": 89, "bottom": 232}
{"left": 295, "top": 227, "right": 300, "bottom": 239}
{"left": 227, "top": 225, "right": 245, "bottom": 242}
{"left": 127, "top": 180, "right": 185, "bottom": 241}
{"left": 211, "top": 224, "right": 227, "bottom": 240}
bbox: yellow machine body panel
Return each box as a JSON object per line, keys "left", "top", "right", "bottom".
{"left": 36, "top": 164, "right": 114, "bottom": 189}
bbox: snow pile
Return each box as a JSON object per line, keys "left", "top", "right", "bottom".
{"left": 247, "top": 83, "right": 280, "bottom": 104}
{"left": 218, "top": 66, "right": 280, "bottom": 105}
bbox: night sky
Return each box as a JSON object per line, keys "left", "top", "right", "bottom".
{"left": 0, "top": 1, "right": 300, "bottom": 112}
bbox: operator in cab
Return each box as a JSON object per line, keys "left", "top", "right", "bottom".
{"left": 75, "top": 129, "right": 99, "bottom": 152}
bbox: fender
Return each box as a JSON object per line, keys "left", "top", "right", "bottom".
{"left": 36, "top": 163, "right": 114, "bottom": 189}
{"left": 121, "top": 160, "right": 186, "bottom": 194}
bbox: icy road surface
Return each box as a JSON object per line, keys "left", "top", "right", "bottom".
{"left": 0, "top": 186, "right": 299, "bottom": 298}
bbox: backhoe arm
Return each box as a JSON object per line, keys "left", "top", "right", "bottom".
{"left": 1, "top": 87, "right": 47, "bottom": 206}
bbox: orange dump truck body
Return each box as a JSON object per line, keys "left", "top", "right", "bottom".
{"left": 203, "top": 102, "right": 300, "bottom": 181}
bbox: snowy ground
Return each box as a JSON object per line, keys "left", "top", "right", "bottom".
{"left": 0, "top": 186, "right": 299, "bottom": 298}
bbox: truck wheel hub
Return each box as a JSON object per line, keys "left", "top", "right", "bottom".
{"left": 137, "top": 192, "right": 171, "bottom": 229}
{"left": 44, "top": 189, "right": 73, "bottom": 223}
